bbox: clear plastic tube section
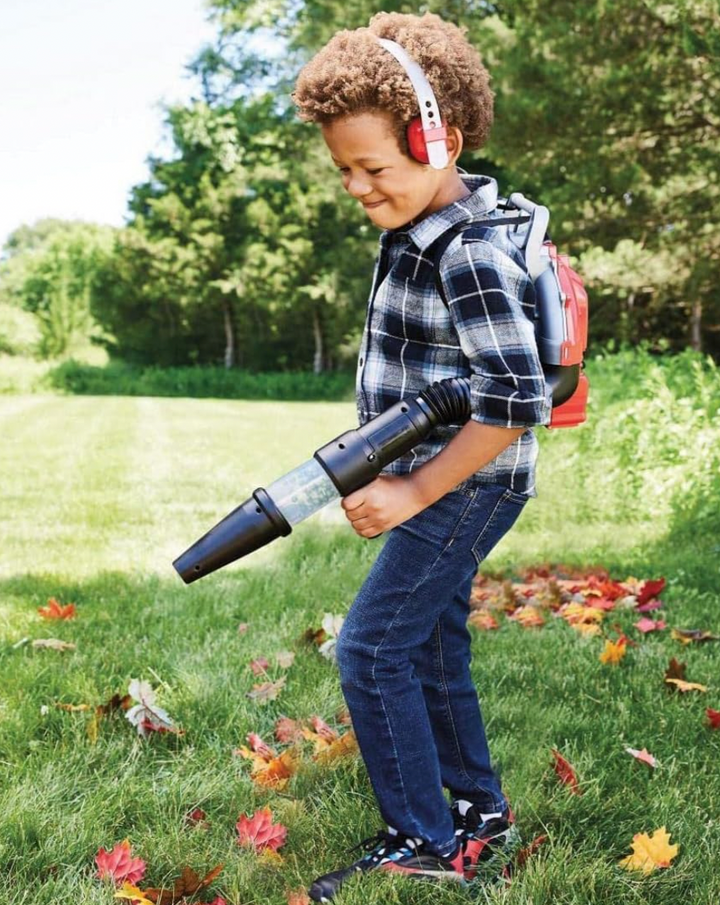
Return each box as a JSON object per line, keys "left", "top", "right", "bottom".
{"left": 265, "top": 458, "right": 340, "bottom": 526}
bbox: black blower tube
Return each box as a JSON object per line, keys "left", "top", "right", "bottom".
{"left": 173, "top": 369, "right": 573, "bottom": 584}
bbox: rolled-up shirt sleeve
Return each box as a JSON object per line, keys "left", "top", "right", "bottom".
{"left": 439, "top": 239, "right": 552, "bottom": 429}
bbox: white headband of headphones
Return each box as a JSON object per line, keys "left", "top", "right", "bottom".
{"left": 375, "top": 37, "right": 449, "bottom": 170}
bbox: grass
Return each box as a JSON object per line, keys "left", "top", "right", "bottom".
{"left": 1, "top": 351, "right": 719, "bottom": 904}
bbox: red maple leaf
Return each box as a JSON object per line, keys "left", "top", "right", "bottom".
{"left": 236, "top": 807, "right": 287, "bottom": 852}
{"left": 637, "top": 578, "right": 666, "bottom": 606}
{"left": 95, "top": 839, "right": 146, "bottom": 885}
{"left": 706, "top": 708, "right": 720, "bottom": 729}
{"left": 551, "top": 748, "right": 582, "bottom": 794}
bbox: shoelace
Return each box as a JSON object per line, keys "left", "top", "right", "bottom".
{"left": 348, "top": 830, "right": 418, "bottom": 864}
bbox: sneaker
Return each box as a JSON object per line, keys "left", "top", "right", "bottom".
{"left": 451, "top": 800, "right": 521, "bottom": 883}
{"left": 308, "top": 829, "right": 466, "bottom": 902}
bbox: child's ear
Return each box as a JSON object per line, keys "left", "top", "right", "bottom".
{"left": 445, "top": 125, "right": 464, "bottom": 168}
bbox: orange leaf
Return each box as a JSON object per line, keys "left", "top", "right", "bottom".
{"left": 551, "top": 748, "right": 582, "bottom": 794}
{"left": 313, "top": 730, "right": 359, "bottom": 765}
{"left": 38, "top": 597, "right": 76, "bottom": 619}
{"left": 250, "top": 748, "right": 299, "bottom": 790}
{"left": 468, "top": 610, "right": 499, "bottom": 631}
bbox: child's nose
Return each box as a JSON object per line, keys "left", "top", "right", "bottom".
{"left": 346, "top": 175, "right": 373, "bottom": 199}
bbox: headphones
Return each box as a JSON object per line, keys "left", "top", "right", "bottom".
{"left": 375, "top": 37, "right": 450, "bottom": 170}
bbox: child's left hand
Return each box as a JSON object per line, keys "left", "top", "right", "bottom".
{"left": 341, "top": 474, "right": 427, "bottom": 538}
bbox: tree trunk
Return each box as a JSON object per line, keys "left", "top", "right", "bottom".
{"left": 223, "top": 299, "right": 235, "bottom": 369}
{"left": 690, "top": 298, "right": 702, "bottom": 352}
{"left": 312, "top": 306, "right": 323, "bottom": 374}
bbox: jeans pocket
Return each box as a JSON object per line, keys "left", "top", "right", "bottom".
{"left": 470, "top": 487, "right": 526, "bottom": 567}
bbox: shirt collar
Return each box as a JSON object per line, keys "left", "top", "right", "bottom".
{"left": 382, "top": 173, "right": 499, "bottom": 253}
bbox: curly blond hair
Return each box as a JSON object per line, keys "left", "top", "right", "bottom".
{"left": 291, "top": 11, "right": 494, "bottom": 158}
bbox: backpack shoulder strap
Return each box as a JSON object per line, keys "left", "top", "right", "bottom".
{"left": 431, "top": 216, "right": 531, "bottom": 309}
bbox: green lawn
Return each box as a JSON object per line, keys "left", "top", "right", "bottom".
{"left": 1, "top": 388, "right": 718, "bottom": 905}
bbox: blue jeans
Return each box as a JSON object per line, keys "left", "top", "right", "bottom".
{"left": 335, "top": 482, "right": 528, "bottom": 859}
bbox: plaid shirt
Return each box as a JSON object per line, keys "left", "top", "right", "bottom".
{"left": 355, "top": 172, "right": 552, "bottom": 499}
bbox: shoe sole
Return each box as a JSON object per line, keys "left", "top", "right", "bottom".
{"left": 464, "top": 824, "right": 521, "bottom": 883}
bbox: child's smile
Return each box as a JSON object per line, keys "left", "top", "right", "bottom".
{"left": 321, "top": 110, "right": 470, "bottom": 229}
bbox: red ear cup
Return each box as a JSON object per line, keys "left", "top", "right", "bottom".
{"left": 406, "top": 115, "right": 448, "bottom": 164}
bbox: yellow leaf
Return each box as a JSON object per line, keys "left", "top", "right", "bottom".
{"left": 599, "top": 638, "right": 627, "bottom": 664}
{"left": 664, "top": 678, "right": 707, "bottom": 693}
{"left": 257, "top": 848, "right": 284, "bottom": 868}
{"left": 572, "top": 622, "right": 601, "bottom": 637}
{"left": 114, "top": 882, "right": 154, "bottom": 904}
{"left": 618, "top": 826, "right": 679, "bottom": 874}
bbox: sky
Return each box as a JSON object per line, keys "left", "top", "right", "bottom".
{"left": 0, "top": 0, "right": 225, "bottom": 248}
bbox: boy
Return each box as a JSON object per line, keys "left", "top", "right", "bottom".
{"left": 292, "top": 11, "right": 550, "bottom": 901}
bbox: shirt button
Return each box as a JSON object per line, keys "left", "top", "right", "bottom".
{"left": 359, "top": 357, "right": 364, "bottom": 365}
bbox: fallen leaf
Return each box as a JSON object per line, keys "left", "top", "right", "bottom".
{"left": 125, "top": 679, "right": 183, "bottom": 737}
{"left": 664, "top": 657, "right": 686, "bottom": 682}
{"left": 32, "top": 639, "right": 77, "bottom": 651}
{"left": 55, "top": 702, "right": 92, "bottom": 712}
{"left": 96, "top": 839, "right": 147, "bottom": 885}
{"left": 551, "top": 748, "right": 582, "bottom": 794}
{"left": 236, "top": 807, "right": 287, "bottom": 852}
{"left": 249, "top": 748, "right": 299, "bottom": 790}
{"left": 313, "top": 730, "right": 359, "bottom": 765}
{"left": 509, "top": 605, "right": 545, "bottom": 628}
{"left": 38, "top": 597, "right": 76, "bottom": 620}
{"left": 249, "top": 657, "right": 270, "bottom": 675}
{"left": 276, "top": 651, "right": 295, "bottom": 668}
{"left": 599, "top": 637, "right": 627, "bottom": 664}
{"left": 275, "top": 716, "right": 305, "bottom": 744}
{"left": 238, "top": 623, "right": 249, "bottom": 634}
{"left": 246, "top": 677, "right": 286, "bottom": 704}
{"left": 286, "top": 889, "right": 311, "bottom": 904}
{"left": 184, "top": 808, "right": 210, "bottom": 829}
{"left": 706, "top": 708, "right": 720, "bottom": 729}
{"left": 636, "top": 578, "right": 666, "bottom": 606}
{"left": 468, "top": 610, "right": 499, "bottom": 631}
{"left": 114, "top": 882, "right": 154, "bottom": 905}
{"left": 618, "top": 826, "right": 679, "bottom": 874}
{"left": 140, "top": 863, "right": 223, "bottom": 904}
{"left": 572, "top": 622, "right": 602, "bottom": 637}
{"left": 665, "top": 678, "right": 707, "bottom": 693}
{"left": 671, "top": 628, "right": 720, "bottom": 645}
{"left": 634, "top": 618, "right": 666, "bottom": 634}
{"left": 636, "top": 599, "right": 663, "bottom": 613}
{"left": 625, "top": 747, "right": 657, "bottom": 768}
{"left": 515, "top": 833, "right": 548, "bottom": 868}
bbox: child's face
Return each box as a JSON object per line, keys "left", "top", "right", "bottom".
{"left": 321, "top": 110, "right": 465, "bottom": 230}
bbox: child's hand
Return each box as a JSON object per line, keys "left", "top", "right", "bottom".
{"left": 341, "top": 474, "right": 427, "bottom": 538}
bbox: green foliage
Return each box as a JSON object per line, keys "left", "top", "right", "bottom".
{"left": 0, "top": 220, "right": 116, "bottom": 358}
{"left": 0, "top": 303, "right": 41, "bottom": 355}
{"left": 43, "top": 359, "right": 355, "bottom": 400}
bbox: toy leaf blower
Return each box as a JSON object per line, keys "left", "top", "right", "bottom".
{"left": 173, "top": 193, "right": 589, "bottom": 583}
